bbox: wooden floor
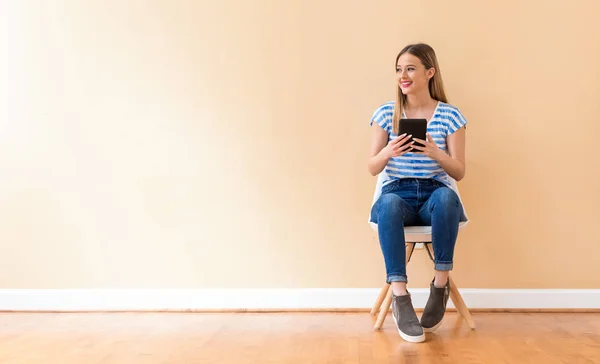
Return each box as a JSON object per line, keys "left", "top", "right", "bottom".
{"left": 0, "top": 312, "right": 599, "bottom": 363}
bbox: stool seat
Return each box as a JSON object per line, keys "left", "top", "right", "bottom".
{"left": 370, "top": 221, "right": 469, "bottom": 243}
{"left": 403, "top": 221, "right": 469, "bottom": 242}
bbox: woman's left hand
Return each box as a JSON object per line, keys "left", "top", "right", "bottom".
{"left": 411, "top": 133, "right": 445, "bottom": 161}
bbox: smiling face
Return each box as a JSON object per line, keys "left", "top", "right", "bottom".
{"left": 395, "top": 53, "right": 435, "bottom": 96}
{"left": 391, "top": 43, "right": 448, "bottom": 135}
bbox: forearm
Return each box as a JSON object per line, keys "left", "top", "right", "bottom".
{"left": 435, "top": 152, "right": 465, "bottom": 181}
{"left": 368, "top": 152, "right": 391, "bottom": 176}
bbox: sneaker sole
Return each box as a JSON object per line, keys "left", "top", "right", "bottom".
{"left": 422, "top": 319, "right": 443, "bottom": 333}
{"left": 392, "top": 312, "right": 425, "bottom": 343}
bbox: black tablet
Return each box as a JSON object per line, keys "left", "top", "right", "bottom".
{"left": 399, "top": 118, "right": 427, "bottom": 153}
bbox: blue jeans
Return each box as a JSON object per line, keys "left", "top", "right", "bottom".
{"left": 370, "top": 178, "right": 466, "bottom": 284}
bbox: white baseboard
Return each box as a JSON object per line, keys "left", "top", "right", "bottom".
{"left": 0, "top": 289, "right": 598, "bottom": 311}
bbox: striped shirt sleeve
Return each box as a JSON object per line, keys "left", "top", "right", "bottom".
{"left": 447, "top": 107, "right": 468, "bottom": 134}
{"left": 369, "top": 103, "right": 393, "bottom": 134}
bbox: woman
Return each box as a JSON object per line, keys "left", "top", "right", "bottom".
{"left": 368, "top": 43, "right": 468, "bottom": 343}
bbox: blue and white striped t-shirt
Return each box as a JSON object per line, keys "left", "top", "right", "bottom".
{"left": 370, "top": 101, "right": 468, "bottom": 187}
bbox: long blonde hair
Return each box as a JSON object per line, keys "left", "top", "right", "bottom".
{"left": 392, "top": 43, "right": 448, "bottom": 135}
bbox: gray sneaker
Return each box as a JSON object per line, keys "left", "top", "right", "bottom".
{"left": 391, "top": 292, "right": 425, "bottom": 343}
{"left": 420, "top": 279, "right": 450, "bottom": 333}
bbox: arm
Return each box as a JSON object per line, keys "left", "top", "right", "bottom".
{"left": 368, "top": 123, "right": 413, "bottom": 176}
{"left": 437, "top": 126, "right": 466, "bottom": 181}
{"left": 368, "top": 123, "right": 391, "bottom": 176}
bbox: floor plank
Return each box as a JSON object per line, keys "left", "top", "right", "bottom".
{"left": 0, "top": 312, "right": 598, "bottom": 363}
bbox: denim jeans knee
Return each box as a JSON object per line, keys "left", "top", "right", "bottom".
{"left": 419, "top": 186, "right": 463, "bottom": 271}
{"left": 372, "top": 191, "right": 414, "bottom": 284}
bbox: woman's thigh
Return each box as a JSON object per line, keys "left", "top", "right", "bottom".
{"left": 418, "top": 186, "right": 463, "bottom": 225}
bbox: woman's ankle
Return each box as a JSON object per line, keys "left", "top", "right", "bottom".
{"left": 391, "top": 282, "right": 408, "bottom": 296}
{"left": 433, "top": 271, "right": 449, "bottom": 288}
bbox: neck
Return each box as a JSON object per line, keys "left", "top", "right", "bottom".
{"left": 406, "top": 90, "right": 435, "bottom": 111}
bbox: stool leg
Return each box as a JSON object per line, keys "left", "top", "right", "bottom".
{"left": 374, "top": 286, "right": 392, "bottom": 330}
{"left": 448, "top": 276, "right": 476, "bottom": 330}
{"left": 373, "top": 243, "right": 416, "bottom": 330}
{"left": 424, "top": 244, "right": 476, "bottom": 330}
{"left": 370, "top": 284, "right": 390, "bottom": 315}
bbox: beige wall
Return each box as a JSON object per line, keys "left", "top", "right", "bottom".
{"left": 1, "top": 0, "right": 599, "bottom": 289}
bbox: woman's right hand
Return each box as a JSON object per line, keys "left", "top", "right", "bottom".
{"left": 380, "top": 133, "right": 414, "bottom": 160}
{"left": 368, "top": 124, "right": 414, "bottom": 176}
